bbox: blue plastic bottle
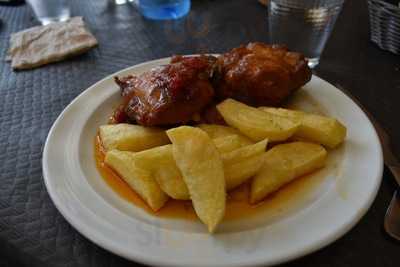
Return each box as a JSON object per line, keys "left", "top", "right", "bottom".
{"left": 138, "top": 0, "right": 190, "bottom": 20}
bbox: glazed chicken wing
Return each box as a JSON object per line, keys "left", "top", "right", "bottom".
{"left": 113, "top": 43, "right": 311, "bottom": 126}
{"left": 214, "top": 43, "right": 312, "bottom": 106}
{"left": 114, "top": 55, "right": 216, "bottom": 126}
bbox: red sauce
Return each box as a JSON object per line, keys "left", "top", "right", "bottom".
{"left": 110, "top": 105, "right": 129, "bottom": 124}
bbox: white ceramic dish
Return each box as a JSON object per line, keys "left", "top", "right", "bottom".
{"left": 43, "top": 57, "right": 383, "bottom": 267}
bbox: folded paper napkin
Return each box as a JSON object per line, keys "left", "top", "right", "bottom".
{"left": 7, "top": 17, "right": 98, "bottom": 70}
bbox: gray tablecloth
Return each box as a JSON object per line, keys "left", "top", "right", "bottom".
{"left": 0, "top": 0, "right": 398, "bottom": 266}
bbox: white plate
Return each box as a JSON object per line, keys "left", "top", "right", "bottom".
{"left": 43, "top": 57, "right": 383, "bottom": 267}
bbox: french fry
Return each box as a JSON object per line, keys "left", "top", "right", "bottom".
{"left": 259, "top": 107, "right": 346, "bottom": 148}
{"left": 222, "top": 139, "right": 267, "bottom": 165}
{"left": 250, "top": 142, "right": 327, "bottom": 204}
{"left": 105, "top": 150, "right": 169, "bottom": 211}
{"left": 167, "top": 126, "right": 226, "bottom": 233}
{"left": 225, "top": 154, "right": 266, "bottom": 191}
{"left": 197, "top": 124, "right": 253, "bottom": 146}
{"left": 99, "top": 123, "right": 170, "bottom": 152}
{"left": 216, "top": 99, "right": 300, "bottom": 142}
{"left": 132, "top": 145, "right": 190, "bottom": 200}
{"left": 134, "top": 138, "right": 267, "bottom": 197}
{"left": 222, "top": 139, "right": 268, "bottom": 190}
{"left": 213, "top": 135, "right": 242, "bottom": 153}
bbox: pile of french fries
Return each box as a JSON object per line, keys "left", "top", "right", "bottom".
{"left": 99, "top": 98, "right": 346, "bottom": 233}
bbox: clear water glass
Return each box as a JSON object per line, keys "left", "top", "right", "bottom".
{"left": 27, "top": 0, "right": 70, "bottom": 25}
{"left": 112, "top": 0, "right": 136, "bottom": 5}
{"left": 138, "top": 0, "right": 190, "bottom": 20}
{"left": 268, "top": 0, "right": 344, "bottom": 68}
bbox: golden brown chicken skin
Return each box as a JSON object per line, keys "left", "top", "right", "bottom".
{"left": 114, "top": 55, "right": 216, "bottom": 126}
{"left": 214, "top": 42, "right": 312, "bottom": 106}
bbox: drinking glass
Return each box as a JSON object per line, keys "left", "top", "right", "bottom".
{"left": 138, "top": 0, "right": 190, "bottom": 20}
{"left": 111, "top": 0, "right": 136, "bottom": 5}
{"left": 268, "top": 0, "right": 344, "bottom": 68}
{"left": 27, "top": 0, "right": 70, "bottom": 25}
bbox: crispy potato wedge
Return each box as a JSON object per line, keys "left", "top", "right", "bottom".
{"left": 132, "top": 145, "right": 190, "bottom": 200}
{"left": 100, "top": 123, "right": 170, "bottom": 152}
{"left": 167, "top": 126, "right": 226, "bottom": 233}
{"left": 197, "top": 124, "right": 253, "bottom": 146}
{"left": 222, "top": 139, "right": 268, "bottom": 165}
{"left": 105, "top": 150, "right": 169, "bottom": 211}
{"left": 259, "top": 107, "right": 346, "bottom": 148}
{"left": 132, "top": 138, "right": 267, "bottom": 194}
{"left": 250, "top": 142, "right": 327, "bottom": 204}
{"left": 216, "top": 99, "right": 300, "bottom": 142}
{"left": 225, "top": 154, "right": 266, "bottom": 191}
{"left": 132, "top": 138, "right": 267, "bottom": 197}
{"left": 224, "top": 154, "right": 264, "bottom": 188}
{"left": 213, "top": 135, "right": 242, "bottom": 153}
{"left": 222, "top": 139, "right": 268, "bottom": 190}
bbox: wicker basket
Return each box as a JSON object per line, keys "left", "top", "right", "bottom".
{"left": 368, "top": 0, "right": 400, "bottom": 55}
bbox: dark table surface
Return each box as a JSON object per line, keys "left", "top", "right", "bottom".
{"left": 0, "top": 0, "right": 399, "bottom": 266}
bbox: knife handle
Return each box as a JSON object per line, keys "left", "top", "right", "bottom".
{"left": 388, "top": 165, "right": 400, "bottom": 187}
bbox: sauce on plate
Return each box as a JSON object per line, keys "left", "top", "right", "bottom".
{"left": 95, "top": 135, "right": 327, "bottom": 221}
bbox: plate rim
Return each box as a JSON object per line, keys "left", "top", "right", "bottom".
{"left": 42, "top": 56, "right": 384, "bottom": 267}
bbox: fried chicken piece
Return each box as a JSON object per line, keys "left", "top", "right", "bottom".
{"left": 114, "top": 55, "right": 216, "bottom": 126}
{"left": 214, "top": 42, "right": 312, "bottom": 106}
